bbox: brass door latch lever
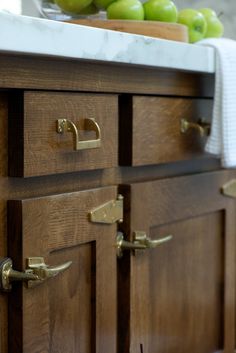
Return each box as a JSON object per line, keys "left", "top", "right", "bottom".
{"left": 116, "top": 231, "right": 172, "bottom": 258}
{"left": 0, "top": 257, "right": 72, "bottom": 291}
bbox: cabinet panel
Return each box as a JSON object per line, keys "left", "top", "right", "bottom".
{"left": 148, "top": 213, "right": 223, "bottom": 352}
{"left": 119, "top": 96, "right": 213, "bottom": 166}
{"left": 118, "top": 171, "right": 236, "bottom": 353}
{"left": 7, "top": 186, "right": 117, "bottom": 353}
{"left": 8, "top": 91, "right": 118, "bottom": 177}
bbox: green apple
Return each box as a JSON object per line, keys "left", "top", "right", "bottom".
{"left": 55, "top": 0, "right": 93, "bottom": 13}
{"left": 93, "top": 0, "right": 116, "bottom": 10}
{"left": 107, "top": 0, "right": 144, "bottom": 20}
{"left": 178, "top": 9, "right": 207, "bottom": 43}
{"left": 199, "top": 8, "right": 224, "bottom": 38}
{"left": 143, "top": 0, "right": 177, "bottom": 22}
{"left": 76, "top": 3, "right": 99, "bottom": 14}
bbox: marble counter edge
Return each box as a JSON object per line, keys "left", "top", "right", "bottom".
{"left": 0, "top": 12, "right": 216, "bottom": 73}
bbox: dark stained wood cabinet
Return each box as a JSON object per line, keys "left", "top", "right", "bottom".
{"left": 0, "top": 53, "right": 235, "bottom": 353}
{"left": 118, "top": 171, "right": 236, "bottom": 353}
{"left": 119, "top": 96, "right": 213, "bottom": 166}
{"left": 7, "top": 186, "right": 117, "bottom": 353}
{"left": 8, "top": 91, "right": 119, "bottom": 177}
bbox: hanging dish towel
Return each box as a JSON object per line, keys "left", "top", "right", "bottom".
{"left": 199, "top": 38, "right": 236, "bottom": 168}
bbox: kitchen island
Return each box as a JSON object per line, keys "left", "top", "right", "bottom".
{"left": 0, "top": 11, "right": 235, "bottom": 353}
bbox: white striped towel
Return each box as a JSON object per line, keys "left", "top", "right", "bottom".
{"left": 199, "top": 38, "right": 236, "bottom": 168}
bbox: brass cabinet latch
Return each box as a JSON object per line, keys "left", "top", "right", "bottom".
{"left": 116, "top": 231, "right": 173, "bottom": 258}
{"left": 89, "top": 195, "right": 123, "bottom": 224}
{"left": 222, "top": 179, "right": 236, "bottom": 198}
{"left": 0, "top": 257, "right": 72, "bottom": 291}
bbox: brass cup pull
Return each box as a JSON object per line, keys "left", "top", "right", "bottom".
{"left": 180, "top": 118, "right": 210, "bottom": 137}
{"left": 116, "top": 231, "right": 172, "bottom": 258}
{"left": 57, "top": 118, "right": 101, "bottom": 151}
{"left": 0, "top": 257, "right": 72, "bottom": 291}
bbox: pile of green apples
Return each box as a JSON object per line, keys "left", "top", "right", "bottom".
{"left": 53, "top": 0, "right": 224, "bottom": 43}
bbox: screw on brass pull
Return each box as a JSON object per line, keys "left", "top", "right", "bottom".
{"left": 0, "top": 257, "right": 72, "bottom": 291}
{"left": 57, "top": 118, "right": 101, "bottom": 151}
{"left": 116, "top": 231, "right": 172, "bottom": 258}
{"left": 180, "top": 118, "right": 210, "bottom": 137}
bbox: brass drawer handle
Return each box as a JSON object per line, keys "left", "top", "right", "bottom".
{"left": 222, "top": 179, "right": 236, "bottom": 197}
{"left": 57, "top": 118, "right": 101, "bottom": 151}
{"left": 116, "top": 231, "right": 172, "bottom": 257}
{"left": 180, "top": 118, "right": 210, "bottom": 137}
{"left": 0, "top": 257, "right": 72, "bottom": 291}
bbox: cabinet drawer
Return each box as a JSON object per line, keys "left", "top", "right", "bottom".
{"left": 9, "top": 91, "right": 118, "bottom": 177}
{"left": 119, "top": 96, "right": 213, "bottom": 166}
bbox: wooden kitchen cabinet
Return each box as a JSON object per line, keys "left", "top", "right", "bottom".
{"left": 8, "top": 91, "right": 118, "bottom": 177}
{"left": 7, "top": 186, "right": 118, "bottom": 353}
{"left": 119, "top": 95, "right": 213, "bottom": 166}
{"left": 118, "top": 171, "right": 236, "bottom": 353}
{"left": 0, "top": 53, "right": 235, "bottom": 353}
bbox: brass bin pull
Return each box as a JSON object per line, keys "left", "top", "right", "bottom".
{"left": 57, "top": 118, "right": 101, "bottom": 151}
{"left": 116, "top": 231, "right": 172, "bottom": 257}
{"left": 180, "top": 118, "right": 211, "bottom": 137}
{"left": 0, "top": 257, "right": 72, "bottom": 291}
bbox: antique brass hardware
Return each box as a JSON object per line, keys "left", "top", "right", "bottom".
{"left": 116, "top": 231, "right": 173, "bottom": 258}
{"left": 222, "top": 179, "right": 236, "bottom": 198}
{"left": 180, "top": 118, "right": 210, "bottom": 137}
{"left": 116, "top": 232, "right": 146, "bottom": 257}
{"left": 89, "top": 194, "right": 123, "bottom": 224}
{"left": 57, "top": 118, "right": 101, "bottom": 151}
{"left": 0, "top": 257, "right": 72, "bottom": 291}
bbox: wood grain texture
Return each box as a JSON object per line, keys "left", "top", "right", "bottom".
{"left": 148, "top": 213, "right": 224, "bottom": 353}
{"left": 68, "top": 19, "right": 188, "bottom": 42}
{"left": 0, "top": 53, "right": 225, "bottom": 353}
{"left": 119, "top": 95, "right": 214, "bottom": 166}
{"left": 8, "top": 186, "right": 117, "bottom": 353}
{"left": 118, "top": 171, "right": 236, "bottom": 353}
{"left": 9, "top": 91, "right": 118, "bottom": 177}
{"left": 0, "top": 54, "right": 214, "bottom": 97}
{"left": 0, "top": 86, "right": 222, "bottom": 353}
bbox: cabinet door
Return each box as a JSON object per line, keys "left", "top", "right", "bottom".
{"left": 118, "top": 171, "right": 236, "bottom": 353}
{"left": 7, "top": 186, "right": 117, "bottom": 353}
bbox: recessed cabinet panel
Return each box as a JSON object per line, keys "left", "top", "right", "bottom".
{"left": 8, "top": 91, "right": 118, "bottom": 177}
{"left": 148, "top": 213, "right": 223, "bottom": 353}
{"left": 119, "top": 96, "right": 213, "bottom": 166}
{"left": 118, "top": 171, "right": 236, "bottom": 353}
{"left": 8, "top": 186, "right": 117, "bottom": 353}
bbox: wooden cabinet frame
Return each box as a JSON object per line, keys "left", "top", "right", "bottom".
{"left": 118, "top": 171, "right": 236, "bottom": 353}
{"left": 7, "top": 187, "right": 118, "bottom": 353}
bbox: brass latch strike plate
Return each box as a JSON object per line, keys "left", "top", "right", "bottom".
{"left": 89, "top": 195, "right": 123, "bottom": 224}
{"left": 222, "top": 179, "right": 236, "bottom": 198}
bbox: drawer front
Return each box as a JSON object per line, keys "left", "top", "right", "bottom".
{"left": 119, "top": 96, "right": 213, "bottom": 166}
{"left": 9, "top": 91, "right": 118, "bottom": 177}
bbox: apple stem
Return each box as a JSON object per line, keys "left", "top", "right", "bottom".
{"left": 217, "top": 11, "right": 224, "bottom": 19}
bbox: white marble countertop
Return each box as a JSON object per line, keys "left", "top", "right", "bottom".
{"left": 0, "top": 11, "right": 215, "bottom": 73}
